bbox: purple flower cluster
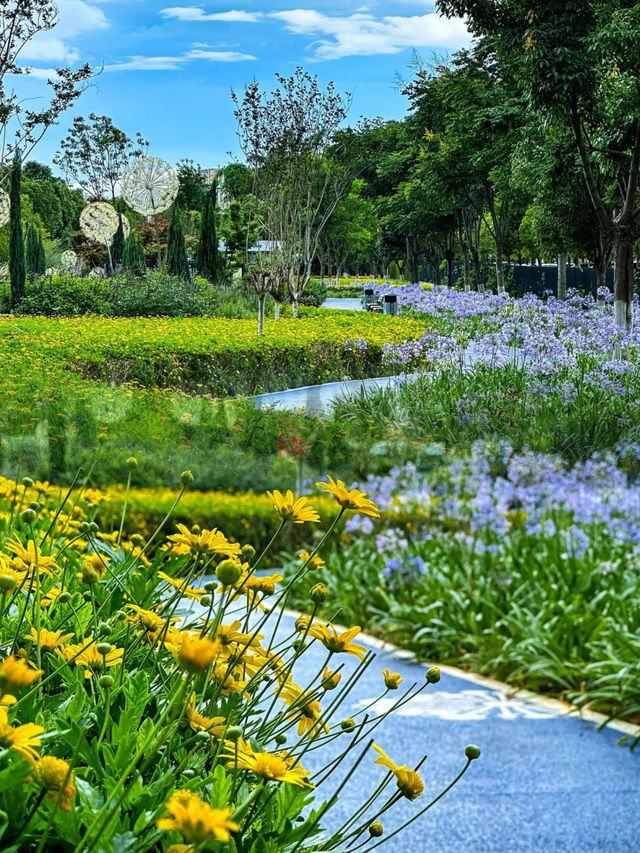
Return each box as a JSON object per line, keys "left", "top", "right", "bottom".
{"left": 343, "top": 439, "right": 640, "bottom": 554}
{"left": 344, "top": 338, "right": 368, "bottom": 352}
{"left": 378, "top": 286, "right": 640, "bottom": 375}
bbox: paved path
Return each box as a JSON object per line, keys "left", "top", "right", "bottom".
{"left": 282, "top": 613, "right": 639, "bottom": 853}
{"left": 249, "top": 345, "right": 524, "bottom": 414}
{"left": 188, "top": 588, "right": 639, "bottom": 853}
{"left": 322, "top": 297, "right": 363, "bottom": 310}
{"left": 251, "top": 373, "right": 419, "bottom": 414}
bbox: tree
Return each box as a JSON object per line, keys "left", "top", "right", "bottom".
{"left": 405, "top": 47, "right": 527, "bottom": 293}
{"left": 25, "top": 223, "right": 45, "bottom": 277}
{"left": 111, "top": 217, "right": 126, "bottom": 266}
{"left": 196, "top": 181, "right": 220, "bottom": 281}
{"left": 9, "top": 156, "right": 25, "bottom": 306}
{"left": 438, "top": 0, "right": 640, "bottom": 326}
{"left": 176, "top": 159, "right": 208, "bottom": 211}
{"left": 123, "top": 233, "right": 146, "bottom": 276}
{"left": 54, "top": 115, "right": 146, "bottom": 201}
{"left": 318, "top": 180, "right": 378, "bottom": 279}
{"left": 232, "top": 68, "right": 353, "bottom": 316}
{"left": 0, "top": 2, "right": 92, "bottom": 174}
{"left": 166, "top": 205, "right": 189, "bottom": 281}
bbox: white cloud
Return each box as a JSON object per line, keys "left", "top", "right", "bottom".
{"left": 270, "top": 9, "right": 470, "bottom": 60}
{"left": 103, "top": 55, "right": 186, "bottom": 71}
{"left": 103, "top": 48, "right": 255, "bottom": 72}
{"left": 20, "top": 0, "right": 109, "bottom": 62}
{"left": 161, "top": 7, "right": 263, "bottom": 23}
{"left": 186, "top": 48, "right": 256, "bottom": 61}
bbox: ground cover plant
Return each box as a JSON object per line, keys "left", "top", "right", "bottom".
{"left": 0, "top": 310, "right": 428, "bottom": 484}
{"left": 0, "top": 470, "right": 479, "bottom": 852}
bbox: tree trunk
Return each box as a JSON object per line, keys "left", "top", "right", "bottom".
{"left": 258, "top": 293, "right": 265, "bottom": 335}
{"left": 274, "top": 300, "right": 280, "bottom": 321}
{"left": 496, "top": 241, "right": 505, "bottom": 294}
{"left": 291, "top": 296, "right": 299, "bottom": 318}
{"left": 557, "top": 251, "right": 568, "bottom": 301}
{"left": 613, "top": 229, "right": 634, "bottom": 329}
{"left": 462, "top": 243, "right": 471, "bottom": 292}
{"left": 471, "top": 248, "right": 483, "bottom": 293}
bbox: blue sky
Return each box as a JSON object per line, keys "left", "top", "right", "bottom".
{"left": 18, "top": 0, "right": 470, "bottom": 170}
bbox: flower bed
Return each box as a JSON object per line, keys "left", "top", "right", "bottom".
{"left": 0, "top": 473, "right": 478, "bottom": 850}
{"left": 284, "top": 441, "right": 640, "bottom": 747}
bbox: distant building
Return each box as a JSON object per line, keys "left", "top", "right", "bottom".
{"left": 200, "top": 167, "right": 229, "bottom": 209}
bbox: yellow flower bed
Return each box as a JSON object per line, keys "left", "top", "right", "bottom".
{"left": 0, "top": 312, "right": 428, "bottom": 438}
{"left": 0, "top": 472, "right": 478, "bottom": 851}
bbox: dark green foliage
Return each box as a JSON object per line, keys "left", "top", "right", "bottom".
{"left": 9, "top": 156, "right": 25, "bottom": 308}
{"left": 166, "top": 204, "right": 190, "bottom": 281}
{"left": 25, "top": 223, "right": 46, "bottom": 277}
{"left": 176, "top": 158, "right": 208, "bottom": 210}
{"left": 123, "top": 233, "right": 146, "bottom": 276}
{"left": 298, "top": 277, "right": 327, "bottom": 307}
{"left": 111, "top": 216, "right": 126, "bottom": 265}
{"left": 196, "top": 181, "right": 220, "bottom": 282}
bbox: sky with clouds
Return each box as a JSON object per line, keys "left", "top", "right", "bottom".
{"left": 18, "top": 0, "right": 471, "bottom": 169}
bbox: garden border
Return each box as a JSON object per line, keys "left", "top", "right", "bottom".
{"left": 282, "top": 608, "right": 638, "bottom": 738}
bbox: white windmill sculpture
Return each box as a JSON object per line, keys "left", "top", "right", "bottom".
{"left": 120, "top": 156, "right": 179, "bottom": 264}
{"left": 79, "top": 201, "right": 120, "bottom": 274}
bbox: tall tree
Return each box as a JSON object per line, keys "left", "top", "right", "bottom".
{"left": 25, "top": 223, "right": 45, "bottom": 277}
{"left": 232, "top": 69, "right": 353, "bottom": 316}
{"left": 176, "top": 159, "right": 208, "bottom": 211}
{"left": 438, "top": 0, "right": 640, "bottom": 327}
{"left": 54, "top": 115, "right": 147, "bottom": 201}
{"left": 196, "top": 181, "right": 220, "bottom": 281}
{"left": 123, "top": 232, "right": 146, "bottom": 276}
{"left": 8, "top": 156, "right": 25, "bottom": 306}
{"left": 166, "top": 205, "right": 189, "bottom": 281}
{"left": 111, "top": 217, "right": 126, "bottom": 266}
{"left": 0, "top": 2, "right": 92, "bottom": 175}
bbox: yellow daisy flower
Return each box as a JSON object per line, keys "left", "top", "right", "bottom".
{"left": 381, "top": 668, "right": 403, "bottom": 690}
{"left": 157, "top": 571, "right": 205, "bottom": 602}
{"left": 0, "top": 655, "right": 42, "bottom": 693}
{"left": 186, "top": 694, "right": 227, "bottom": 737}
{"left": 6, "top": 539, "right": 58, "bottom": 576}
{"left": 157, "top": 790, "right": 239, "bottom": 844}
{"left": 25, "top": 628, "right": 74, "bottom": 652}
{"left": 223, "top": 737, "right": 313, "bottom": 788}
{"left": 32, "top": 756, "right": 77, "bottom": 811}
{"left": 266, "top": 490, "right": 320, "bottom": 524}
{"left": 0, "top": 708, "right": 44, "bottom": 764}
{"left": 57, "top": 640, "right": 123, "bottom": 679}
{"left": 373, "top": 744, "right": 424, "bottom": 800}
{"left": 316, "top": 477, "right": 380, "bottom": 517}
{"left": 281, "top": 685, "right": 328, "bottom": 738}
{"left": 299, "top": 551, "right": 325, "bottom": 570}
{"left": 308, "top": 623, "right": 367, "bottom": 659}
{"left": 167, "top": 524, "right": 241, "bottom": 558}
{"left": 173, "top": 632, "right": 221, "bottom": 675}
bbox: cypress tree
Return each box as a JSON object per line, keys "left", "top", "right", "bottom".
{"left": 111, "top": 215, "right": 126, "bottom": 266}
{"left": 8, "top": 155, "right": 25, "bottom": 308}
{"left": 124, "top": 233, "right": 146, "bottom": 276}
{"left": 166, "top": 204, "right": 190, "bottom": 281}
{"left": 26, "top": 224, "right": 46, "bottom": 277}
{"left": 196, "top": 180, "right": 219, "bottom": 282}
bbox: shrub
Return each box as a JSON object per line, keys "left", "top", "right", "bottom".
{"left": 297, "top": 277, "right": 327, "bottom": 307}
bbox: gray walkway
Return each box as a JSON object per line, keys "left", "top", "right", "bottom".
{"left": 322, "top": 297, "right": 363, "bottom": 310}
{"left": 282, "top": 613, "right": 639, "bottom": 853}
{"left": 186, "top": 588, "right": 639, "bottom": 853}
{"left": 251, "top": 373, "right": 419, "bottom": 414}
